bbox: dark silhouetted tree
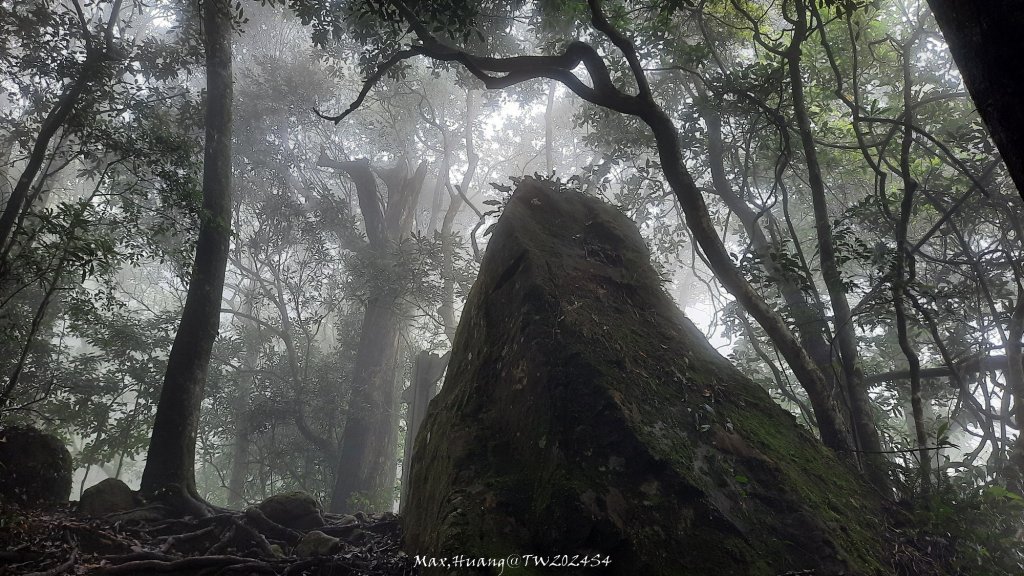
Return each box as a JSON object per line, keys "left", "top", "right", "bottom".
{"left": 140, "top": 0, "right": 234, "bottom": 499}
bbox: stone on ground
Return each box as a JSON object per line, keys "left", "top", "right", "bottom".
{"left": 78, "top": 478, "right": 137, "bottom": 517}
{"left": 257, "top": 491, "right": 325, "bottom": 530}
{"left": 295, "top": 530, "right": 341, "bottom": 557}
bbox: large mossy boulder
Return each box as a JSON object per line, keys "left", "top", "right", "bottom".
{"left": 0, "top": 425, "right": 72, "bottom": 507}
{"left": 403, "top": 179, "right": 888, "bottom": 575}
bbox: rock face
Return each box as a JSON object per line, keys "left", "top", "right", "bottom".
{"left": 403, "top": 179, "right": 887, "bottom": 575}
{"left": 78, "top": 478, "right": 138, "bottom": 517}
{"left": 0, "top": 425, "right": 72, "bottom": 507}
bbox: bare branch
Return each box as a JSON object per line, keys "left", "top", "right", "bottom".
{"left": 316, "top": 49, "right": 419, "bottom": 124}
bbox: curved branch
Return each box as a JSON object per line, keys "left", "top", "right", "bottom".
{"left": 320, "top": 0, "right": 852, "bottom": 452}
{"left": 316, "top": 49, "right": 419, "bottom": 124}
{"left": 587, "top": 0, "right": 652, "bottom": 100}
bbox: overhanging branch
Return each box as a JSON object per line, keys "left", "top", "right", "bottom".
{"left": 316, "top": 49, "right": 419, "bottom": 124}
{"left": 316, "top": 0, "right": 854, "bottom": 452}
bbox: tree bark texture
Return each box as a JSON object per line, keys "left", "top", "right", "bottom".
{"left": 1005, "top": 292, "right": 1024, "bottom": 493}
{"left": 329, "top": 296, "right": 403, "bottom": 511}
{"left": 140, "top": 0, "right": 232, "bottom": 498}
{"left": 226, "top": 285, "right": 259, "bottom": 508}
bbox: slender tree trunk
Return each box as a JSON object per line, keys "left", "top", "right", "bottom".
{"left": 0, "top": 253, "right": 67, "bottom": 411}
{"left": 641, "top": 104, "right": 851, "bottom": 452}
{"left": 439, "top": 91, "right": 478, "bottom": 340}
{"left": 545, "top": 79, "right": 556, "bottom": 174}
{"left": 427, "top": 166, "right": 446, "bottom": 234}
{"left": 1004, "top": 291, "right": 1024, "bottom": 492}
{"left": 226, "top": 286, "right": 257, "bottom": 508}
{"left": 786, "top": 1, "right": 887, "bottom": 491}
{"left": 0, "top": 143, "right": 13, "bottom": 202}
{"left": 702, "top": 101, "right": 837, "bottom": 392}
{"left": 0, "top": 0, "right": 124, "bottom": 278}
{"left": 0, "top": 82, "right": 89, "bottom": 269}
{"left": 140, "top": 0, "right": 233, "bottom": 498}
{"left": 893, "top": 37, "right": 929, "bottom": 491}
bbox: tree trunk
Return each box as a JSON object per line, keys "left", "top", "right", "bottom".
{"left": 642, "top": 105, "right": 851, "bottom": 452}
{"left": 926, "top": 0, "right": 1024, "bottom": 201}
{"left": 893, "top": 34, "right": 930, "bottom": 491}
{"left": 702, "top": 100, "right": 837, "bottom": 396}
{"left": 545, "top": 79, "right": 556, "bottom": 174}
{"left": 786, "top": 1, "right": 887, "bottom": 490}
{"left": 140, "top": 0, "right": 232, "bottom": 498}
{"left": 704, "top": 99, "right": 885, "bottom": 466}
{"left": 225, "top": 288, "right": 258, "bottom": 508}
{"left": 438, "top": 91, "right": 478, "bottom": 340}
{"left": 320, "top": 157, "right": 426, "bottom": 512}
{"left": 329, "top": 295, "right": 403, "bottom": 511}
{"left": 399, "top": 350, "right": 448, "bottom": 512}
{"left": 1004, "top": 291, "right": 1024, "bottom": 492}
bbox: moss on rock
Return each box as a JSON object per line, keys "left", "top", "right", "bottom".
{"left": 403, "top": 179, "right": 889, "bottom": 575}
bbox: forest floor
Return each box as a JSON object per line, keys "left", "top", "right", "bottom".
{"left": 0, "top": 503, "right": 418, "bottom": 575}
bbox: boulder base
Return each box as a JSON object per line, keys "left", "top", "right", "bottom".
{"left": 403, "top": 179, "right": 887, "bottom": 575}
{"left": 0, "top": 425, "right": 72, "bottom": 507}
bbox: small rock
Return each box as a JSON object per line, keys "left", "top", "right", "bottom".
{"left": 257, "top": 491, "right": 325, "bottom": 530}
{"left": 295, "top": 530, "right": 339, "bottom": 557}
{"left": 78, "top": 478, "right": 137, "bottom": 517}
{"left": 347, "top": 528, "right": 368, "bottom": 546}
{"left": 334, "top": 513, "right": 358, "bottom": 527}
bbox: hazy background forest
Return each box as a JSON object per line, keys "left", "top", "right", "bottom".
{"left": 3, "top": 0, "right": 1024, "bottom": 568}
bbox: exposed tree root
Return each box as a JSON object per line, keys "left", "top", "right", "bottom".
{"left": 0, "top": 503, "right": 416, "bottom": 575}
